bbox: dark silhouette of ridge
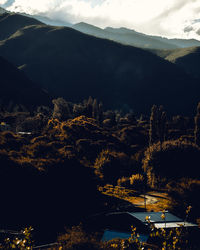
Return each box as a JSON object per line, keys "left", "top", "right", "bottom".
{"left": 0, "top": 55, "right": 51, "bottom": 110}
{"left": 151, "top": 46, "right": 200, "bottom": 80}
{"left": 0, "top": 12, "right": 42, "bottom": 41}
{"left": 0, "top": 13, "right": 199, "bottom": 114}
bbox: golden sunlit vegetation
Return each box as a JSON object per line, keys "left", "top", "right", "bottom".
{"left": 143, "top": 140, "right": 200, "bottom": 188}
{"left": 0, "top": 98, "right": 200, "bottom": 246}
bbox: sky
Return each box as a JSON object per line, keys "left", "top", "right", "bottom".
{"left": 1, "top": 0, "right": 200, "bottom": 39}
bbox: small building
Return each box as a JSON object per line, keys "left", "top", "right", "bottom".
{"left": 127, "top": 211, "right": 198, "bottom": 229}
{"left": 102, "top": 211, "right": 198, "bottom": 242}
{"left": 17, "top": 131, "right": 32, "bottom": 135}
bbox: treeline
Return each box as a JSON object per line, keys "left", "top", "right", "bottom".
{"left": 1, "top": 97, "right": 200, "bottom": 242}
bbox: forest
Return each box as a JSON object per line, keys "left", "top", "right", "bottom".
{"left": 0, "top": 96, "right": 200, "bottom": 249}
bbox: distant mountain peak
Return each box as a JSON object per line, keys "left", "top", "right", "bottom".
{"left": 0, "top": 7, "right": 8, "bottom": 14}
{"left": 74, "top": 22, "right": 102, "bottom": 30}
{"left": 105, "top": 26, "right": 135, "bottom": 32}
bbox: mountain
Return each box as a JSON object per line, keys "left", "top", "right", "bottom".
{"left": 73, "top": 22, "right": 200, "bottom": 50}
{"left": 0, "top": 55, "right": 51, "bottom": 111}
{"left": 21, "top": 12, "right": 72, "bottom": 27}
{"left": 0, "top": 12, "right": 199, "bottom": 114}
{"left": 73, "top": 22, "right": 108, "bottom": 38}
{"left": 0, "top": 7, "right": 7, "bottom": 14}
{"left": 73, "top": 22, "right": 177, "bottom": 49}
{"left": 152, "top": 46, "right": 200, "bottom": 80}
{"left": 0, "top": 12, "right": 42, "bottom": 41}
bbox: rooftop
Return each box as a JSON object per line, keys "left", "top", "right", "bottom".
{"left": 128, "top": 211, "right": 182, "bottom": 223}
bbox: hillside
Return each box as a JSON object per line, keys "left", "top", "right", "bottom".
{"left": 73, "top": 23, "right": 177, "bottom": 49}
{"left": 0, "top": 12, "right": 42, "bottom": 40}
{"left": 152, "top": 46, "right": 200, "bottom": 80}
{"left": 0, "top": 55, "right": 51, "bottom": 111}
{"left": 0, "top": 7, "right": 6, "bottom": 14}
{"left": 73, "top": 22, "right": 200, "bottom": 50}
{"left": 0, "top": 13, "right": 200, "bottom": 114}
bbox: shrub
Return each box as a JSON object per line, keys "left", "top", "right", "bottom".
{"left": 143, "top": 140, "right": 200, "bottom": 188}
{"left": 58, "top": 225, "right": 100, "bottom": 250}
{"left": 94, "top": 150, "right": 128, "bottom": 183}
{"left": 167, "top": 178, "right": 200, "bottom": 219}
{"left": 130, "top": 174, "right": 145, "bottom": 191}
{"left": 117, "top": 174, "right": 145, "bottom": 191}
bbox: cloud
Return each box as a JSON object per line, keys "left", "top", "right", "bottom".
{"left": 1, "top": 0, "right": 200, "bottom": 39}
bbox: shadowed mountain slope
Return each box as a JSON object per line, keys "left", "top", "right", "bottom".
{"left": 152, "top": 46, "right": 200, "bottom": 80}
{"left": 165, "top": 47, "right": 200, "bottom": 79}
{"left": 0, "top": 56, "right": 51, "bottom": 111}
{"left": 0, "top": 14, "right": 199, "bottom": 114}
{"left": 0, "top": 7, "right": 6, "bottom": 14}
{"left": 0, "top": 12, "right": 42, "bottom": 41}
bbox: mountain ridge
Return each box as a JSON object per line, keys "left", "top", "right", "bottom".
{"left": 0, "top": 13, "right": 199, "bottom": 114}
{"left": 0, "top": 55, "right": 51, "bottom": 111}
{"left": 152, "top": 46, "right": 200, "bottom": 80}
{"left": 73, "top": 22, "right": 200, "bottom": 50}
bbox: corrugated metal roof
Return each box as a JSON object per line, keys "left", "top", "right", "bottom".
{"left": 154, "top": 222, "right": 198, "bottom": 228}
{"left": 128, "top": 212, "right": 183, "bottom": 223}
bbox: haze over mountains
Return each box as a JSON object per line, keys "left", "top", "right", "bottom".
{"left": 0, "top": 9, "right": 200, "bottom": 114}
{"left": 20, "top": 10, "right": 200, "bottom": 50}
{"left": 5, "top": 7, "right": 200, "bottom": 50}
{"left": 72, "top": 22, "right": 200, "bottom": 50}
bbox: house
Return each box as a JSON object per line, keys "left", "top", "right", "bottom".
{"left": 127, "top": 211, "right": 198, "bottom": 229}
{"left": 102, "top": 211, "right": 198, "bottom": 242}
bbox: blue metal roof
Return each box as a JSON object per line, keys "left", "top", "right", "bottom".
{"left": 102, "top": 229, "right": 149, "bottom": 242}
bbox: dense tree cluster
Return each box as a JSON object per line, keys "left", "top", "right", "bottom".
{"left": 143, "top": 140, "right": 200, "bottom": 188}
{"left": 0, "top": 98, "right": 200, "bottom": 244}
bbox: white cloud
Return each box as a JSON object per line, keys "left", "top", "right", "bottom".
{"left": 1, "top": 0, "right": 200, "bottom": 39}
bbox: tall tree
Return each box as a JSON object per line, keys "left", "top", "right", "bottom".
{"left": 149, "top": 105, "right": 158, "bottom": 146}
{"left": 149, "top": 105, "right": 167, "bottom": 146}
{"left": 86, "top": 96, "right": 93, "bottom": 117}
{"left": 158, "top": 106, "right": 167, "bottom": 144}
{"left": 52, "top": 98, "right": 71, "bottom": 121}
{"left": 98, "top": 102, "right": 103, "bottom": 125}
{"left": 92, "top": 98, "right": 99, "bottom": 120}
{"left": 194, "top": 102, "right": 200, "bottom": 146}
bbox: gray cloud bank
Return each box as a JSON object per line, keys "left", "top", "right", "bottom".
{"left": 0, "top": 0, "right": 200, "bottom": 39}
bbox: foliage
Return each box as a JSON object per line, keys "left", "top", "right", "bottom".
{"left": 149, "top": 227, "right": 192, "bottom": 250}
{"left": 58, "top": 225, "right": 101, "bottom": 250}
{"left": 149, "top": 105, "right": 167, "bottom": 146}
{"left": 194, "top": 102, "right": 200, "bottom": 146}
{"left": 94, "top": 150, "right": 129, "bottom": 183}
{"left": 117, "top": 174, "right": 145, "bottom": 191}
{"left": 130, "top": 174, "right": 145, "bottom": 191}
{"left": 1, "top": 227, "right": 34, "bottom": 249}
{"left": 167, "top": 178, "right": 200, "bottom": 219}
{"left": 52, "top": 97, "right": 71, "bottom": 121}
{"left": 143, "top": 140, "right": 200, "bottom": 188}
{"left": 58, "top": 225, "right": 145, "bottom": 250}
